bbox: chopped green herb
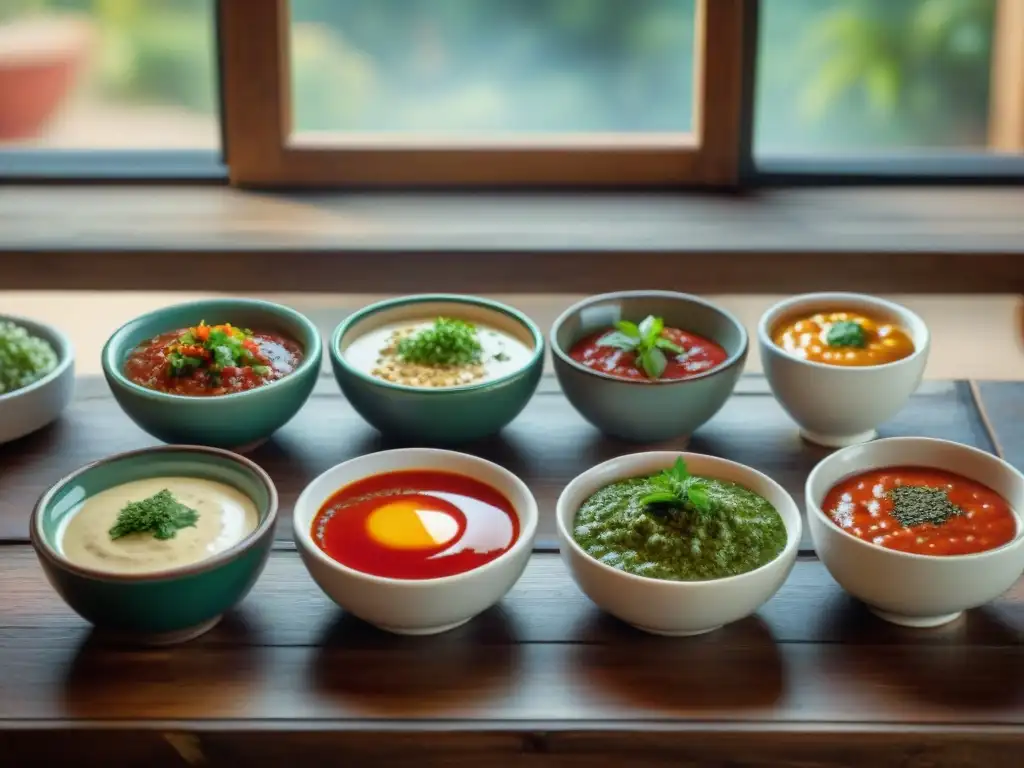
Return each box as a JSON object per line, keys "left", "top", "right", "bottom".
{"left": 0, "top": 321, "right": 58, "bottom": 395}
{"left": 889, "top": 485, "right": 963, "bottom": 528}
{"left": 596, "top": 315, "right": 684, "bottom": 380}
{"left": 108, "top": 489, "right": 200, "bottom": 541}
{"left": 397, "top": 318, "right": 482, "bottom": 366}
{"left": 492, "top": 351, "right": 510, "bottom": 363}
{"left": 638, "top": 457, "right": 714, "bottom": 520}
{"left": 825, "top": 320, "right": 867, "bottom": 349}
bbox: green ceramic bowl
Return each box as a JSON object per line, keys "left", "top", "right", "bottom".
{"left": 330, "top": 295, "right": 544, "bottom": 444}
{"left": 30, "top": 445, "right": 278, "bottom": 645}
{"left": 102, "top": 298, "right": 322, "bottom": 450}
{"left": 551, "top": 291, "right": 748, "bottom": 442}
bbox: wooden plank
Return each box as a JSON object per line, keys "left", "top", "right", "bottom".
{"left": 989, "top": 0, "right": 1024, "bottom": 151}
{"left": 0, "top": 378, "right": 993, "bottom": 550}
{"left": 974, "top": 381, "right": 1024, "bottom": 469}
{"left": 1, "top": 551, "right": 1020, "bottom": 648}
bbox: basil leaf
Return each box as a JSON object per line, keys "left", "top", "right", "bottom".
{"left": 655, "top": 337, "right": 684, "bottom": 355}
{"left": 614, "top": 320, "right": 641, "bottom": 339}
{"left": 639, "top": 490, "right": 681, "bottom": 507}
{"left": 687, "top": 483, "right": 712, "bottom": 514}
{"left": 597, "top": 331, "right": 639, "bottom": 351}
{"left": 669, "top": 457, "right": 688, "bottom": 486}
{"left": 639, "top": 347, "right": 667, "bottom": 379}
{"left": 638, "top": 315, "right": 664, "bottom": 345}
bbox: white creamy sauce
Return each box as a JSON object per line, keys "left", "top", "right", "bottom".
{"left": 344, "top": 318, "right": 533, "bottom": 388}
{"left": 58, "top": 477, "right": 259, "bottom": 575}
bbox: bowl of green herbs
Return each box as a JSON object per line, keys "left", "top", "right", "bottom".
{"left": 0, "top": 313, "right": 74, "bottom": 444}
{"left": 330, "top": 295, "right": 544, "bottom": 443}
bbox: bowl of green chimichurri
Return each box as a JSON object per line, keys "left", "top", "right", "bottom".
{"left": 557, "top": 451, "right": 801, "bottom": 636}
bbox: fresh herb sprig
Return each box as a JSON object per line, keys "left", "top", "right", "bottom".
{"left": 638, "top": 457, "right": 713, "bottom": 518}
{"left": 825, "top": 320, "right": 867, "bottom": 349}
{"left": 108, "top": 489, "right": 200, "bottom": 541}
{"left": 597, "top": 315, "right": 683, "bottom": 379}
{"left": 397, "top": 318, "right": 483, "bottom": 367}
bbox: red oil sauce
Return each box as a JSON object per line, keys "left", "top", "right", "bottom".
{"left": 568, "top": 327, "right": 728, "bottom": 381}
{"left": 822, "top": 466, "right": 1017, "bottom": 556}
{"left": 312, "top": 470, "right": 520, "bottom": 580}
{"left": 124, "top": 329, "right": 303, "bottom": 396}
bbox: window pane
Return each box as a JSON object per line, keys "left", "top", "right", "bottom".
{"left": 755, "top": 0, "right": 999, "bottom": 156}
{"left": 0, "top": 0, "right": 218, "bottom": 149}
{"left": 288, "top": 0, "right": 696, "bottom": 135}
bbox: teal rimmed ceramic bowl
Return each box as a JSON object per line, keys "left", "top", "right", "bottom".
{"left": 102, "top": 298, "right": 322, "bottom": 450}
{"left": 330, "top": 295, "right": 544, "bottom": 444}
{"left": 30, "top": 445, "right": 278, "bottom": 645}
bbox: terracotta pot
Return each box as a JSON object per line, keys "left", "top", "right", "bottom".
{"left": 0, "top": 16, "right": 93, "bottom": 141}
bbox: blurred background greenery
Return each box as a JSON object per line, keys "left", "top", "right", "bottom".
{"left": 0, "top": 0, "right": 997, "bottom": 152}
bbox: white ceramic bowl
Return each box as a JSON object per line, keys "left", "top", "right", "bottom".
{"left": 292, "top": 448, "right": 538, "bottom": 635}
{"left": 806, "top": 437, "right": 1024, "bottom": 628}
{"left": 0, "top": 313, "right": 75, "bottom": 445}
{"left": 556, "top": 451, "right": 801, "bottom": 636}
{"left": 758, "top": 293, "right": 929, "bottom": 448}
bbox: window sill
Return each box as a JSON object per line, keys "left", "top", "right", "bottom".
{"left": 1, "top": 186, "right": 1022, "bottom": 292}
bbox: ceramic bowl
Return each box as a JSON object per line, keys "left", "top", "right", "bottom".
{"left": 0, "top": 313, "right": 75, "bottom": 444}
{"left": 556, "top": 451, "right": 801, "bottom": 636}
{"left": 293, "top": 448, "right": 538, "bottom": 635}
{"left": 758, "top": 293, "right": 929, "bottom": 448}
{"left": 806, "top": 437, "right": 1024, "bottom": 628}
{"left": 102, "top": 298, "right": 322, "bottom": 450}
{"left": 550, "top": 291, "right": 748, "bottom": 442}
{"left": 30, "top": 445, "right": 278, "bottom": 645}
{"left": 330, "top": 295, "right": 544, "bottom": 444}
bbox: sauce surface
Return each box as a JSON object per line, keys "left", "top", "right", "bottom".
{"left": 125, "top": 327, "right": 303, "bottom": 396}
{"left": 569, "top": 327, "right": 728, "bottom": 381}
{"left": 58, "top": 477, "right": 259, "bottom": 574}
{"left": 773, "top": 310, "right": 914, "bottom": 367}
{"left": 822, "top": 466, "right": 1017, "bottom": 556}
{"left": 344, "top": 318, "right": 533, "bottom": 388}
{"left": 573, "top": 474, "right": 786, "bottom": 581}
{"left": 312, "top": 470, "right": 520, "bottom": 579}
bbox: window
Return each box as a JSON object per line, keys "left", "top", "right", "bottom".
{"left": 220, "top": 0, "right": 746, "bottom": 187}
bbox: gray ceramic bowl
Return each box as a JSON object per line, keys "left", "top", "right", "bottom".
{"left": 330, "top": 295, "right": 544, "bottom": 444}
{"left": 31, "top": 445, "right": 278, "bottom": 645}
{"left": 550, "top": 291, "right": 748, "bottom": 442}
{"left": 102, "top": 298, "right": 322, "bottom": 450}
{"left": 0, "top": 312, "right": 75, "bottom": 444}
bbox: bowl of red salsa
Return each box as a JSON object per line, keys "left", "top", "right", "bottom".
{"left": 550, "top": 291, "right": 747, "bottom": 442}
{"left": 102, "top": 299, "right": 322, "bottom": 450}
{"left": 806, "top": 436, "right": 1024, "bottom": 628}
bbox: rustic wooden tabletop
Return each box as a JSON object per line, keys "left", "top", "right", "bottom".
{"left": 0, "top": 294, "right": 1021, "bottom": 767}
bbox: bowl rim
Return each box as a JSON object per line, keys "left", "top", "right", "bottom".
{"left": 329, "top": 294, "right": 545, "bottom": 394}
{"left": 292, "top": 447, "right": 539, "bottom": 587}
{"left": 548, "top": 290, "right": 749, "bottom": 386}
{"left": 30, "top": 444, "right": 279, "bottom": 583}
{"left": 100, "top": 298, "right": 323, "bottom": 404}
{"left": 555, "top": 450, "right": 802, "bottom": 587}
{"left": 805, "top": 436, "right": 1024, "bottom": 562}
{"left": 0, "top": 312, "right": 74, "bottom": 404}
{"left": 757, "top": 292, "right": 931, "bottom": 373}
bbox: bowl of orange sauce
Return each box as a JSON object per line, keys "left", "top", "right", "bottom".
{"left": 806, "top": 437, "right": 1024, "bottom": 628}
{"left": 758, "top": 293, "right": 929, "bottom": 448}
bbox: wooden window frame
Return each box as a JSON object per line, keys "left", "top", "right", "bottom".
{"left": 219, "top": 0, "right": 747, "bottom": 188}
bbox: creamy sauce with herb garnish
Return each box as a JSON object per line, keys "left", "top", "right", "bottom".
{"left": 345, "top": 317, "right": 532, "bottom": 388}
{"left": 573, "top": 459, "right": 786, "bottom": 581}
{"left": 58, "top": 477, "right": 259, "bottom": 574}
{"left": 773, "top": 310, "right": 914, "bottom": 367}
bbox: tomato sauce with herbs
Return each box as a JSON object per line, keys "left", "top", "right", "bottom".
{"left": 822, "top": 466, "right": 1017, "bottom": 556}
{"left": 312, "top": 470, "right": 520, "bottom": 580}
{"left": 124, "top": 324, "right": 303, "bottom": 396}
{"left": 569, "top": 327, "right": 728, "bottom": 381}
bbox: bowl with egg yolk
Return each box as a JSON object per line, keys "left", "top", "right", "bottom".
{"left": 758, "top": 293, "right": 929, "bottom": 448}
{"left": 31, "top": 445, "right": 278, "bottom": 645}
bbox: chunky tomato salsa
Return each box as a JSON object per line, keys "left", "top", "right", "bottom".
{"left": 124, "top": 322, "right": 303, "bottom": 396}
{"left": 569, "top": 316, "right": 728, "bottom": 382}
{"left": 822, "top": 466, "right": 1017, "bottom": 556}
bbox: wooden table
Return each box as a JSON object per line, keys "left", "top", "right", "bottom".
{"left": 1, "top": 369, "right": 1022, "bottom": 767}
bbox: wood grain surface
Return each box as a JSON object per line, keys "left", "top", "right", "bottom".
{"left": 0, "top": 372, "right": 1021, "bottom": 766}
